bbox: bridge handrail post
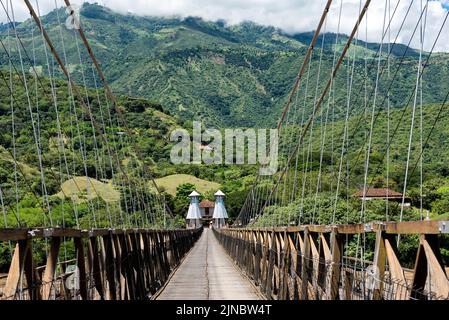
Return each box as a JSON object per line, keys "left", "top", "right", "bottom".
{"left": 372, "top": 229, "right": 387, "bottom": 300}
{"left": 327, "top": 227, "right": 342, "bottom": 300}
{"left": 300, "top": 227, "right": 311, "bottom": 300}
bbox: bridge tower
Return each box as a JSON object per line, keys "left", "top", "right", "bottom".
{"left": 186, "top": 191, "right": 202, "bottom": 229}
{"left": 213, "top": 190, "right": 228, "bottom": 228}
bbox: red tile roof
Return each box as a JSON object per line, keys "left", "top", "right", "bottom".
{"left": 200, "top": 200, "right": 215, "bottom": 208}
{"left": 353, "top": 188, "right": 404, "bottom": 199}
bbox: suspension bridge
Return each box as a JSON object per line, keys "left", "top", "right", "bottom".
{"left": 0, "top": 0, "right": 449, "bottom": 300}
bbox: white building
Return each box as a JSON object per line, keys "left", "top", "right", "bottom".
{"left": 186, "top": 191, "right": 202, "bottom": 229}
{"left": 212, "top": 190, "right": 228, "bottom": 229}
{"left": 353, "top": 188, "right": 412, "bottom": 208}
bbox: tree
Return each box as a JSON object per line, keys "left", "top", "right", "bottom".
{"left": 173, "top": 183, "right": 197, "bottom": 217}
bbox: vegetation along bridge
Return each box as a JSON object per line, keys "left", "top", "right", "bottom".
{"left": 0, "top": 0, "right": 449, "bottom": 300}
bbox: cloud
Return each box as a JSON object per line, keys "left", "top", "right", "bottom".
{"left": 1, "top": 0, "right": 449, "bottom": 51}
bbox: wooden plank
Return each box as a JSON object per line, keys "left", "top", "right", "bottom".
{"left": 142, "top": 233, "right": 155, "bottom": 293}
{"left": 230, "top": 221, "right": 446, "bottom": 235}
{"left": 0, "top": 221, "right": 443, "bottom": 242}
{"left": 385, "top": 221, "right": 442, "bottom": 235}
{"left": 113, "top": 234, "right": 127, "bottom": 300}
{"left": 159, "top": 232, "right": 170, "bottom": 281}
{"left": 297, "top": 232, "right": 305, "bottom": 254}
{"left": 308, "top": 225, "right": 332, "bottom": 233}
{"left": 74, "top": 238, "right": 88, "bottom": 300}
{"left": 372, "top": 231, "right": 386, "bottom": 300}
{"left": 2, "top": 240, "right": 31, "bottom": 300}
{"left": 121, "top": 233, "right": 135, "bottom": 300}
{"left": 250, "top": 231, "right": 256, "bottom": 277}
{"left": 42, "top": 228, "right": 83, "bottom": 238}
{"left": 309, "top": 233, "right": 320, "bottom": 300}
{"left": 279, "top": 231, "right": 289, "bottom": 300}
{"left": 23, "top": 245, "right": 40, "bottom": 300}
{"left": 0, "top": 229, "right": 29, "bottom": 241}
{"left": 320, "top": 234, "right": 332, "bottom": 262}
{"left": 274, "top": 234, "right": 281, "bottom": 294}
{"left": 111, "top": 229, "right": 125, "bottom": 235}
{"left": 316, "top": 233, "right": 329, "bottom": 298}
{"left": 265, "top": 232, "right": 276, "bottom": 298}
{"left": 300, "top": 228, "right": 311, "bottom": 300}
{"left": 41, "top": 237, "right": 61, "bottom": 300}
{"left": 86, "top": 237, "right": 95, "bottom": 299}
{"left": 151, "top": 232, "right": 163, "bottom": 296}
{"left": 99, "top": 236, "right": 108, "bottom": 294}
{"left": 130, "top": 232, "right": 146, "bottom": 299}
{"left": 260, "top": 232, "right": 270, "bottom": 289}
{"left": 384, "top": 235, "right": 407, "bottom": 300}
{"left": 287, "top": 233, "right": 298, "bottom": 300}
{"left": 138, "top": 233, "right": 150, "bottom": 293}
{"left": 88, "top": 229, "right": 112, "bottom": 237}
{"left": 327, "top": 229, "right": 342, "bottom": 300}
{"left": 421, "top": 235, "right": 449, "bottom": 299}
{"left": 103, "top": 234, "right": 117, "bottom": 300}
{"left": 89, "top": 237, "right": 105, "bottom": 300}
{"left": 253, "top": 232, "right": 262, "bottom": 286}
{"left": 336, "top": 224, "right": 365, "bottom": 234}
{"left": 0, "top": 220, "right": 443, "bottom": 242}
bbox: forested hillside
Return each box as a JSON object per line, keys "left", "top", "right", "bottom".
{"left": 2, "top": 2, "right": 449, "bottom": 227}
{"left": 0, "top": 69, "right": 258, "bottom": 230}
{"left": 1, "top": 3, "right": 449, "bottom": 128}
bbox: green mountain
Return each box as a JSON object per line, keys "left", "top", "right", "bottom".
{"left": 2, "top": 3, "right": 449, "bottom": 128}
{"left": 2, "top": 3, "right": 449, "bottom": 225}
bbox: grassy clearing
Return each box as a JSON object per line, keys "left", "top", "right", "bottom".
{"left": 55, "top": 176, "right": 120, "bottom": 204}
{"left": 432, "top": 212, "right": 449, "bottom": 221}
{"left": 155, "top": 174, "right": 220, "bottom": 196}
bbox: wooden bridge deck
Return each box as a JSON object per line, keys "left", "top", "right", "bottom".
{"left": 156, "top": 228, "right": 262, "bottom": 300}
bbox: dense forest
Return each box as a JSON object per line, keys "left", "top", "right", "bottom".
{"left": 1, "top": 3, "right": 449, "bottom": 128}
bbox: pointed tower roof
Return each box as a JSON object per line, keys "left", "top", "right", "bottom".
{"left": 213, "top": 191, "right": 228, "bottom": 219}
{"left": 189, "top": 190, "right": 200, "bottom": 197}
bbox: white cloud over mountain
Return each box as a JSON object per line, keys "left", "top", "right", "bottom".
{"left": 1, "top": 0, "right": 449, "bottom": 51}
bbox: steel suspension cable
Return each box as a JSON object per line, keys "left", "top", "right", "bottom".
{"left": 259, "top": 0, "right": 372, "bottom": 219}
{"left": 312, "top": 1, "right": 344, "bottom": 225}
{"left": 23, "top": 0, "right": 150, "bottom": 228}
{"left": 0, "top": 0, "right": 106, "bottom": 227}
{"left": 6, "top": 0, "right": 20, "bottom": 227}
{"left": 236, "top": 0, "right": 335, "bottom": 226}
{"left": 348, "top": 5, "right": 446, "bottom": 207}
{"left": 34, "top": 0, "right": 83, "bottom": 228}
{"left": 359, "top": 0, "right": 390, "bottom": 224}
{"left": 398, "top": 0, "right": 428, "bottom": 224}
{"left": 8, "top": 0, "right": 53, "bottom": 226}
{"left": 307, "top": 18, "right": 328, "bottom": 225}
{"left": 336, "top": 0, "right": 429, "bottom": 197}
{"left": 63, "top": 0, "right": 169, "bottom": 217}
{"left": 343, "top": 0, "right": 425, "bottom": 174}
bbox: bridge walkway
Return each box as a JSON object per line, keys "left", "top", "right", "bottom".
{"left": 156, "top": 228, "right": 262, "bottom": 300}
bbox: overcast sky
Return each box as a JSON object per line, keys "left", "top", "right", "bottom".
{"left": 1, "top": 0, "right": 449, "bottom": 51}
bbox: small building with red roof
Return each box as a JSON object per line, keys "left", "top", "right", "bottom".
{"left": 353, "top": 188, "right": 412, "bottom": 208}
{"left": 199, "top": 199, "right": 215, "bottom": 219}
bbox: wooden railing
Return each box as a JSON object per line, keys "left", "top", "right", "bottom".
{"left": 0, "top": 227, "right": 203, "bottom": 300}
{"left": 214, "top": 221, "right": 449, "bottom": 300}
